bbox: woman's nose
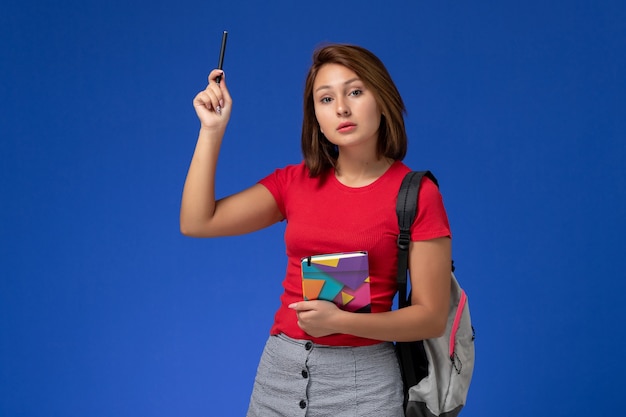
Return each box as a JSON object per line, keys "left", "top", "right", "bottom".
{"left": 335, "top": 99, "right": 350, "bottom": 116}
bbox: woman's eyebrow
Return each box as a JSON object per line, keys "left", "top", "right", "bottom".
{"left": 314, "top": 77, "right": 361, "bottom": 93}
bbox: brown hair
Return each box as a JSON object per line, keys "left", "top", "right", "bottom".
{"left": 301, "top": 44, "right": 407, "bottom": 177}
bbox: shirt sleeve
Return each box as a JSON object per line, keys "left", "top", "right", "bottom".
{"left": 258, "top": 169, "right": 286, "bottom": 218}
{"left": 411, "top": 176, "right": 452, "bottom": 241}
{"left": 258, "top": 162, "right": 306, "bottom": 219}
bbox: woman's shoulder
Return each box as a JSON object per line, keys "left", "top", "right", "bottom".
{"left": 391, "top": 163, "right": 444, "bottom": 205}
{"left": 259, "top": 161, "right": 313, "bottom": 188}
{"left": 279, "top": 161, "right": 308, "bottom": 174}
{"left": 265, "top": 161, "right": 310, "bottom": 179}
{"left": 392, "top": 162, "right": 440, "bottom": 187}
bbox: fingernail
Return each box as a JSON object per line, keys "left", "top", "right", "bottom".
{"left": 216, "top": 105, "right": 222, "bottom": 114}
{"left": 219, "top": 99, "right": 224, "bottom": 108}
{"left": 288, "top": 303, "right": 296, "bottom": 309}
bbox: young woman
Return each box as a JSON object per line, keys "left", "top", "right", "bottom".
{"left": 181, "top": 44, "right": 452, "bottom": 416}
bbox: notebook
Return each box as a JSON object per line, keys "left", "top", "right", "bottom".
{"left": 300, "top": 251, "right": 371, "bottom": 313}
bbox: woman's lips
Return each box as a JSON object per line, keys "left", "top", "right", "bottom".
{"left": 337, "top": 122, "right": 356, "bottom": 133}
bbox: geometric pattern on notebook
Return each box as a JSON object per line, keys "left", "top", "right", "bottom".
{"left": 301, "top": 253, "right": 371, "bottom": 313}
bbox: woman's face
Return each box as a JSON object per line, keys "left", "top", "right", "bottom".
{"left": 312, "top": 63, "right": 381, "bottom": 151}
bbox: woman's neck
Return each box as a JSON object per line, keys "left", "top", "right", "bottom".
{"left": 334, "top": 154, "right": 394, "bottom": 187}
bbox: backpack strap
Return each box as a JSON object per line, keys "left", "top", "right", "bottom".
{"left": 395, "top": 170, "right": 438, "bottom": 401}
{"left": 395, "top": 171, "right": 438, "bottom": 308}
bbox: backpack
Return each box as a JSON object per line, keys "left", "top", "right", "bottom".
{"left": 395, "top": 171, "right": 475, "bottom": 417}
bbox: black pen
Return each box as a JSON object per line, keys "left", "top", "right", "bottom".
{"left": 216, "top": 30, "right": 228, "bottom": 83}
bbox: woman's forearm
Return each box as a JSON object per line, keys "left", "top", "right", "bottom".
{"left": 333, "top": 303, "right": 448, "bottom": 342}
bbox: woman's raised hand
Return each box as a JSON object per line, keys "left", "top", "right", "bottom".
{"left": 193, "top": 69, "right": 232, "bottom": 131}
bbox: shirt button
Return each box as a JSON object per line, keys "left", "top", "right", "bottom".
{"left": 299, "top": 400, "right": 307, "bottom": 409}
{"left": 305, "top": 342, "right": 313, "bottom": 350}
{"left": 301, "top": 370, "right": 308, "bottom": 378}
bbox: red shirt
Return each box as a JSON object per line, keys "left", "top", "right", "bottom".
{"left": 259, "top": 160, "right": 451, "bottom": 346}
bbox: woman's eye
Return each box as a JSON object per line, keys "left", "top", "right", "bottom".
{"left": 350, "top": 89, "right": 363, "bottom": 97}
{"left": 320, "top": 97, "right": 332, "bottom": 104}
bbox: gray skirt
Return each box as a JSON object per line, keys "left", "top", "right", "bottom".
{"left": 247, "top": 334, "right": 404, "bottom": 417}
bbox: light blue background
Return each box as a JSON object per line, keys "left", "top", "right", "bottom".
{"left": 2, "top": 1, "right": 625, "bottom": 416}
